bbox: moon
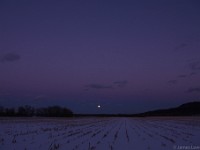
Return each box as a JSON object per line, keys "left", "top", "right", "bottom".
{"left": 97, "top": 105, "right": 101, "bottom": 108}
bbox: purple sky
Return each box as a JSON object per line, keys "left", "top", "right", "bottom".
{"left": 0, "top": 0, "right": 200, "bottom": 114}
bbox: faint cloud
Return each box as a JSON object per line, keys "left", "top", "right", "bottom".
{"left": 177, "top": 74, "right": 187, "bottom": 78}
{"left": 174, "top": 34, "right": 200, "bottom": 51}
{"left": 186, "top": 87, "right": 200, "bottom": 93}
{"left": 0, "top": 91, "right": 11, "bottom": 96}
{"left": 0, "top": 53, "right": 21, "bottom": 63}
{"left": 189, "top": 72, "right": 198, "bottom": 76}
{"left": 113, "top": 80, "right": 128, "bottom": 87}
{"left": 168, "top": 80, "right": 178, "bottom": 84}
{"left": 174, "top": 43, "right": 188, "bottom": 51}
{"left": 33, "top": 95, "right": 47, "bottom": 100}
{"left": 85, "top": 84, "right": 113, "bottom": 90}
{"left": 189, "top": 61, "right": 200, "bottom": 71}
{"left": 85, "top": 80, "right": 128, "bottom": 91}
{"left": 143, "top": 88, "right": 151, "bottom": 92}
{"left": 187, "top": 60, "right": 200, "bottom": 77}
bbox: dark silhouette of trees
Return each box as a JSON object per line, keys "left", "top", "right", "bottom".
{"left": 36, "top": 106, "right": 73, "bottom": 117}
{"left": 5, "top": 108, "right": 16, "bottom": 116}
{"left": 17, "top": 105, "right": 35, "bottom": 117}
{"left": 0, "top": 106, "right": 4, "bottom": 116}
{"left": 0, "top": 105, "right": 73, "bottom": 117}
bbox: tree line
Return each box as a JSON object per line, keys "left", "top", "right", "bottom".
{"left": 0, "top": 105, "right": 73, "bottom": 117}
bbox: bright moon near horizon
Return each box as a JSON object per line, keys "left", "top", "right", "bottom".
{"left": 97, "top": 105, "right": 101, "bottom": 108}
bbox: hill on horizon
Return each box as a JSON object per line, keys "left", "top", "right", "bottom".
{"left": 136, "top": 101, "right": 200, "bottom": 117}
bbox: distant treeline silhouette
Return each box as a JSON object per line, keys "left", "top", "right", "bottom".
{"left": 0, "top": 105, "right": 73, "bottom": 117}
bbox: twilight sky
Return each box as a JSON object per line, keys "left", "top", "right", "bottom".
{"left": 0, "top": 0, "right": 200, "bottom": 114}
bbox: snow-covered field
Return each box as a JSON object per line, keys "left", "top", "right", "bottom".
{"left": 0, "top": 117, "right": 200, "bottom": 150}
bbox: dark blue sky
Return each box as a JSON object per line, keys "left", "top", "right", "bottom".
{"left": 0, "top": 0, "right": 200, "bottom": 114}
